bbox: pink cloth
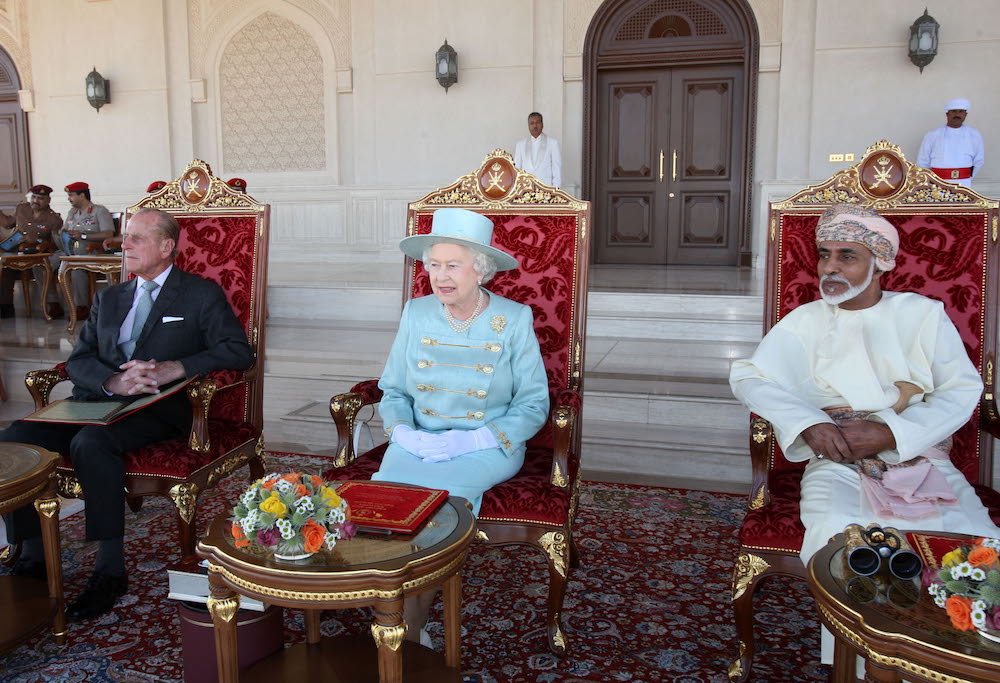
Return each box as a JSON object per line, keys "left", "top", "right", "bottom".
{"left": 859, "top": 447, "right": 958, "bottom": 520}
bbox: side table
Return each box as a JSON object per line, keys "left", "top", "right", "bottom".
{"left": 0, "top": 253, "right": 53, "bottom": 321}
{"left": 0, "top": 442, "right": 65, "bottom": 649}
{"left": 58, "top": 255, "right": 123, "bottom": 333}
{"left": 197, "top": 493, "right": 477, "bottom": 683}
{"left": 808, "top": 531, "right": 1000, "bottom": 682}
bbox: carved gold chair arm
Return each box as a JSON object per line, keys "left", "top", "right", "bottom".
{"left": 330, "top": 380, "right": 382, "bottom": 468}
{"left": 184, "top": 376, "right": 245, "bottom": 455}
{"left": 747, "top": 414, "right": 773, "bottom": 510}
{"left": 981, "top": 352, "right": 1000, "bottom": 439}
{"left": 25, "top": 367, "right": 70, "bottom": 410}
{"left": 549, "top": 402, "right": 577, "bottom": 488}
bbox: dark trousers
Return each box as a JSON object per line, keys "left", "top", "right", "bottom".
{"left": 2, "top": 405, "right": 186, "bottom": 543}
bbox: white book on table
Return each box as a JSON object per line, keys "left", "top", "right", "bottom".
{"left": 167, "top": 559, "right": 267, "bottom": 612}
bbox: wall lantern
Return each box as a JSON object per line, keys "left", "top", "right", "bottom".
{"left": 435, "top": 40, "right": 458, "bottom": 93}
{"left": 85, "top": 67, "right": 110, "bottom": 112}
{"left": 908, "top": 8, "right": 939, "bottom": 73}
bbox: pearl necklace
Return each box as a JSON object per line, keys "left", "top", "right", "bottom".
{"left": 444, "top": 289, "right": 485, "bottom": 334}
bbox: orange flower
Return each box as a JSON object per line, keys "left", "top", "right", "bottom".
{"left": 231, "top": 522, "right": 250, "bottom": 549}
{"left": 311, "top": 475, "right": 324, "bottom": 489}
{"left": 282, "top": 473, "right": 301, "bottom": 485}
{"left": 968, "top": 546, "right": 999, "bottom": 568}
{"left": 295, "top": 484, "right": 309, "bottom": 498}
{"left": 302, "top": 519, "right": 326, "bottom": 553}
{"left": 261, "top": 478, "right": 276, "bottom": 491}
{"left": 945, "top": 595, "right": 974, "bottom": 631}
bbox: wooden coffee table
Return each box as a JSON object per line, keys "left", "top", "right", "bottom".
{"left": 57, "top": 255, "right": 123, "bottom": 333}
{"left": 808, "top": 531, "right": 1000, "bottom": 682}
{"left": 197, "top": 493, "right": 476, "bottom": 683}
{"left": 0, "top": 252, "right": 53, "bottom": 321}
{"left": 0, "top": 443, "right": 65, "bottom": 649}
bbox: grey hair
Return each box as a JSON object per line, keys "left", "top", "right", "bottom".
{"left": 422, "top": 244, "right": 498, "bottom": 283}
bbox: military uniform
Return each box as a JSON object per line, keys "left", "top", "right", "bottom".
{"left": 374, "top": 291, "right": 550, "bottom": 514}
{"left": 1, "top": 202, "right": 63, "bottom": 308}
{"left": 54, "top": 202, "right": 116, "bottom": 304}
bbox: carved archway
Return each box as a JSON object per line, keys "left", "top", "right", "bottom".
{"left": 0, "top": 43, "right": 29, "bottom": 208}
{"left": 583, "top": 0, "right": 759, "bottom": 265}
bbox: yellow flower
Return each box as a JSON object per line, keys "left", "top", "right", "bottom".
{"left": 320, "top": 486, "right": 342, "bottom": 508}
{"left": 259, "top": 492, "right": 288, "bottom": 517}
{"left": 942, "top": 549, "right": 966, "bottom": 567}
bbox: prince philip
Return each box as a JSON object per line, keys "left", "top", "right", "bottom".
{"left": 1, "top": 208, "right": 253, "bottom": 619}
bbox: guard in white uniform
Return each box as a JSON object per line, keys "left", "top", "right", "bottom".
{"left": 917, "top": 97, "right": 985, "bottom": 188}
{"left": 513, "top": 112, "right": 562, "bottom": 187}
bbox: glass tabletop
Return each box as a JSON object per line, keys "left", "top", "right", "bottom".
{"left": 0, "top": 443, "right": 45, "bottom": 485}
{"left": 829, "top": 545, "right": 1000, "bottom": 656}
{"left": 220, "top": 497, "right": 469, "bottom": 572}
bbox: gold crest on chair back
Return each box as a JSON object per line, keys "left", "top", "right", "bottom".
{"left": 728, "top": 141, "right": 1000, "bottom": 681}
{"left": 25, "top": 160, "right": 270, "bottom": 556}
{"left": 324, "top": 149, "right": 591, "bottom": 655}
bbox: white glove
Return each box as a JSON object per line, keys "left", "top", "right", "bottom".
{"left": 420, "top": 427, "right": 498, "bottom": 463}
{"left": 391, "top": 425, "right": 445, "bottom": 456}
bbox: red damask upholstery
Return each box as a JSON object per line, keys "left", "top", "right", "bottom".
{"left": 729, "top": 142, "right": 1000, "bottom": 682}
{"left": 26, "top": 160, "right": 270, "bottom": 556}
{"left": 324, "top": 150, "right": 590, "bottom": 656}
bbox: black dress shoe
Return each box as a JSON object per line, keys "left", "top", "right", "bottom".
{"left": 10, "top": 558, "right": 47, "bottom": 581}
{"left": 0, "top": 304, "right": 13, "bottom": 318}
{"left": 66, "top": 571, "right": 128, "bottom": 620}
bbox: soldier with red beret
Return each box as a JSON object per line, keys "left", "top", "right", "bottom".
{"left": 0, "top": 185, "right": 63, "bottom": 318}
{"left": 54, "top": 182, "right": 116, "bottom": 320}
{"left": 226, "top": 178, "right": 247, "bottom": 193}
{"left": 146, "top": 181, "right": 166, "bottom": 193}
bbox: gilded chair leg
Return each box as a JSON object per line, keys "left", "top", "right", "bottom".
{"left": 729, "top": 553, "right": 773, "bottom": 683}
{"left": 249, "top": 437, "right": 267, "bottom": 480}
{"left": 169, "top": 482, "right": 200, "bottom": 557}
{"left": 569, "top": 535, "right": 581, "bottom": 569}
{"left": 538, "top": 530, "right": 570, "bottom": 657}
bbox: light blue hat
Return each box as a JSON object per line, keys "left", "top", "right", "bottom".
{"left": 399, "top": 208, "right": 519, "bottom": 271}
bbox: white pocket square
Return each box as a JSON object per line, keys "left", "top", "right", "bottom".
{"left": 161, "top": 316, "right": 184, "bottom": 323}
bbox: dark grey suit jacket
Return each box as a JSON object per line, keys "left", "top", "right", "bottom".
{"left": 65, "top": 266, "right": 254, "bottom": 429}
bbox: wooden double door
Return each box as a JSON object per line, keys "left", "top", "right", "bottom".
{"left": 0, "top": 47, "right": 30, "bottom": 210}
{"left": 595, "top": 64, "right": 744, "bottom": 265}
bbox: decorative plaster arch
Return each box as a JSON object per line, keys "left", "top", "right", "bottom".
{"left": 203, "top": 2, "right": 342, "bottom": 181}
{"left": 0, "top": 0, "right": 31, "bottom": 90}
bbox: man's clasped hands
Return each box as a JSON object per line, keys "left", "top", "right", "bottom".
{"left": 801, "top": 420, "right": 897, "bottom": 464}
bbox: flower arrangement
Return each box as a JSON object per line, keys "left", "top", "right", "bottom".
{"left": 230, "top": 473, "right": 356, "bottom": 558}
{"left": 927, "top": 536, "right": 1000, "bottom": 633}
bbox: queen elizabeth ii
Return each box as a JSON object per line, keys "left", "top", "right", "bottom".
{"left": 373, "top": 208, "right": 550, "bottom": 517}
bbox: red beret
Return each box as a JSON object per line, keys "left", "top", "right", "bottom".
{"left": 146, "top": 181, "right": 167, "bottom": 193}
{"left": 226, "top": 178, "right": 247, "bottom": 191}
{"left": 29, "top": 185, "right": 52, "bottom": 196}
{"left": 64, "top": 181, "right": 89, "bottom": 193}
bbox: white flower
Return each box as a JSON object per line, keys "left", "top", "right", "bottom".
{"left": 970, "top": 567, "right": 988, "bottom": 582}
{"left": 981, "top": 537, "right": 1000, "bottom": 551}
{"left": 295, "top": 496, "right": 315, "bottom": 514}
{"left": 275, "top": 479, "right": 294, "bottom": 494}
{"left": 953, "top": 562, "right": 974, "bottom": 578}
{"left": 241, "top": 488, "right": 257, "bottom": 507}
{"left": 324, "top": 532, "right": 338, "bottom": 550}
{"left": 277, "top": 518, "right": 296, "bottom": 539}
{"left": 972, "top": 600, "right": 988, "bottom": 628}
{"left": 934, "top": 593, "right": 947, "bottom": 608}
{"left": 329, "top": 507, "right": 346, "bottom": 524}
{"left": 928, "top": 584, "right": 940, "bottom": 597}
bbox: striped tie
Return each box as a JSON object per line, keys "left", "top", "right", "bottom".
{"left": 120, "top": 280, "right": 159, "bottom": 359}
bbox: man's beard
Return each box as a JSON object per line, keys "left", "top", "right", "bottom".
{"left": 819, "top": 260, "right": 876, "bottom": 305}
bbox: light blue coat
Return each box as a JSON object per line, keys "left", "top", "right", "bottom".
{"left": 374, "top": 290, "right": 549, "bottom": 514}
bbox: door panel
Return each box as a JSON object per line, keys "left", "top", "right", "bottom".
{"left": 596, "top": 70, "right": 667, "bottom": 263}
{"left": 0, "top": 114, "right": 17, "bottom": 190}
{"left": 595, "top": 63, "right": 744, "bottom": 265}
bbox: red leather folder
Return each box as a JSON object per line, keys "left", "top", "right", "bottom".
{"left": 337, "top": 481, "right": 449, "bottom": 533}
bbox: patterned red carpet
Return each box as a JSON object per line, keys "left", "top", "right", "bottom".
{"left": 0, "top": 453, "right": 826, "bottom": 682}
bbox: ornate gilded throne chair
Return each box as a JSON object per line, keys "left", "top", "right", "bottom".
{"left": 323, "top": 149, "right": 590, "bottom": 656}
{"left": 729, "top": 141, "right": 1000, "bottom": 681}
{"left": 25, "top": 160, "right": 269, "bottom": 556}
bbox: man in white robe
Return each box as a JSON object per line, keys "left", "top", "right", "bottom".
{"left": 513, "top": 112, "right": 562, "bottom": 187}
{"left": 730, "top": 204, "right": 1000, "bottom": 664}
{"left": 917, "top": 97, "right": 985, "bottom": 189}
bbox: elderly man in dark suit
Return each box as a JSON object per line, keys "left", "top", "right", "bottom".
{"left": 1, "top": 208, "right": 253, "bottom": 619}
